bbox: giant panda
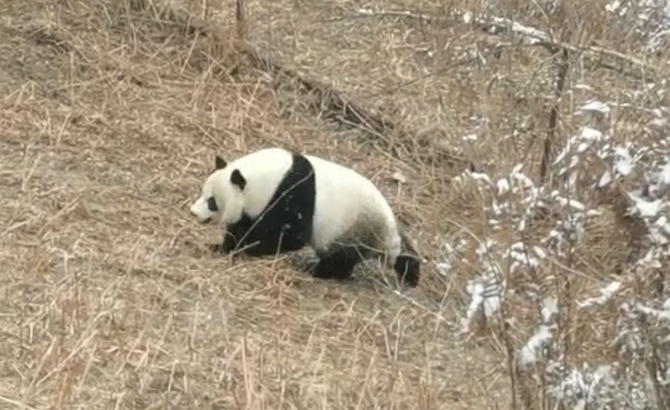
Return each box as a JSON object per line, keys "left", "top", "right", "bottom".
{"left": 189, "top": 147, "right": 421, "bottom": 288}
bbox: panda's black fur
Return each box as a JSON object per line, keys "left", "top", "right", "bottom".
{"left": 216, "top": 152, "right": 317, "bottom": 257}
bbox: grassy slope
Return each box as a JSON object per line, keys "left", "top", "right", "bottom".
{"left": 1, "top": 0, "right": 667, "bottom": 409}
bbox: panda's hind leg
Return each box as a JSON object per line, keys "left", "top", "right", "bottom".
{"left": 393, "top": 255, "right": 421, "bottom": 288}
{"left": 312, "top": 246, "right": 367, "bottom": 281}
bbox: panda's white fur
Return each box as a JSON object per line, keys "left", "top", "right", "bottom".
{"left": 190, "top": 147, "right": 420, "bottom": 287}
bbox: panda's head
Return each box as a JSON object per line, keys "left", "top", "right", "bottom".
{"left": 189, "top": 155, "right": 248, "bottom": 225}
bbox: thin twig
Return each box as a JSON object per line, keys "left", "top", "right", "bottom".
{"left": 540, "top": 47, "right": 570, "bottom": 182}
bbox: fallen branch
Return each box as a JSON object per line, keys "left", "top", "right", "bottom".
{"left": 233, "top": 1, "right": 470, "bottom": 169}
{"left": 244, "top": 49, "right": 392, "bottom": 138}
{"left": 242, "top": 47, "right": 469, "bottom": 168}
{"left": 354, "top": 8, "right": 659, "bottom": 81}
{"left": 128, "top": 0, "right": 473, "bottom": 170}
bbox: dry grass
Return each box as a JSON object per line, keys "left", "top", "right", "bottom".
{"left": 0, "top": 0, "right": 668, "bottom": 408}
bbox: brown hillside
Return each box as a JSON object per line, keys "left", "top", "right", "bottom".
{"left": 2, "top": 0, "right": 666, "bottom": 409}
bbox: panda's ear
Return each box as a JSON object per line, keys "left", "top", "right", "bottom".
{"left": 230, "top": 169, "right": 247, "bottom": 190}
{"left": 215, "top": 155, "right": 227, "bottom": 170}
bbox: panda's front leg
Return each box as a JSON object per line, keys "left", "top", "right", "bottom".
{"left": 222, "top": 229, "right": 240, "bottom": 253}
{"left": 208, "top": 226, "right": 238, "bottom": 254}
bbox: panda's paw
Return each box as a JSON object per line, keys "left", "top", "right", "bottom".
{"left": 207, "top": 243, "right": 225, "bottom": 254}
{"left": 312, "top": 262, "right": 355, "bottom": 281}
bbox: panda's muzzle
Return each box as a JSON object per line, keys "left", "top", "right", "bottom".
{"left": 190, "top": 210, "right": 213, "bottom": 224}
{"left": 189, "top": 199, "right": 216, "bottom": 224}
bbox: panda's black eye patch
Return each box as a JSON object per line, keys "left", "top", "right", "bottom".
{"left": 207, "top": 197, "right": 218, "bottom": 212}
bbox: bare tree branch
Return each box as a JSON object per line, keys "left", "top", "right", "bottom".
{"left": 354, "top": 8, "right": 660, "bottom": 81}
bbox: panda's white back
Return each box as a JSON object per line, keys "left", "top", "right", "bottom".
{"left": 305, "top": 154, "right": 400, "bottom": 255}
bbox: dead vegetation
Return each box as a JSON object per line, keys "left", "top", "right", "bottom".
{"left": 0, "top": 0, "right": 669, "bottom": 409}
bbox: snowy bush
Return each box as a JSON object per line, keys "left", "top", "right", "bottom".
{"left": 606, "top": 0, "right": 670, "bottom": 52}
{"left": 452, "top": 97, "right": 670, "bottom": 408}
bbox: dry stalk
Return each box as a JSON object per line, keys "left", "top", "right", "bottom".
{"left": 540, "top": 46, "right": 570, "bottom": 183}
{"left": 236, "top": 0, "right": 247, "bottom": 43}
